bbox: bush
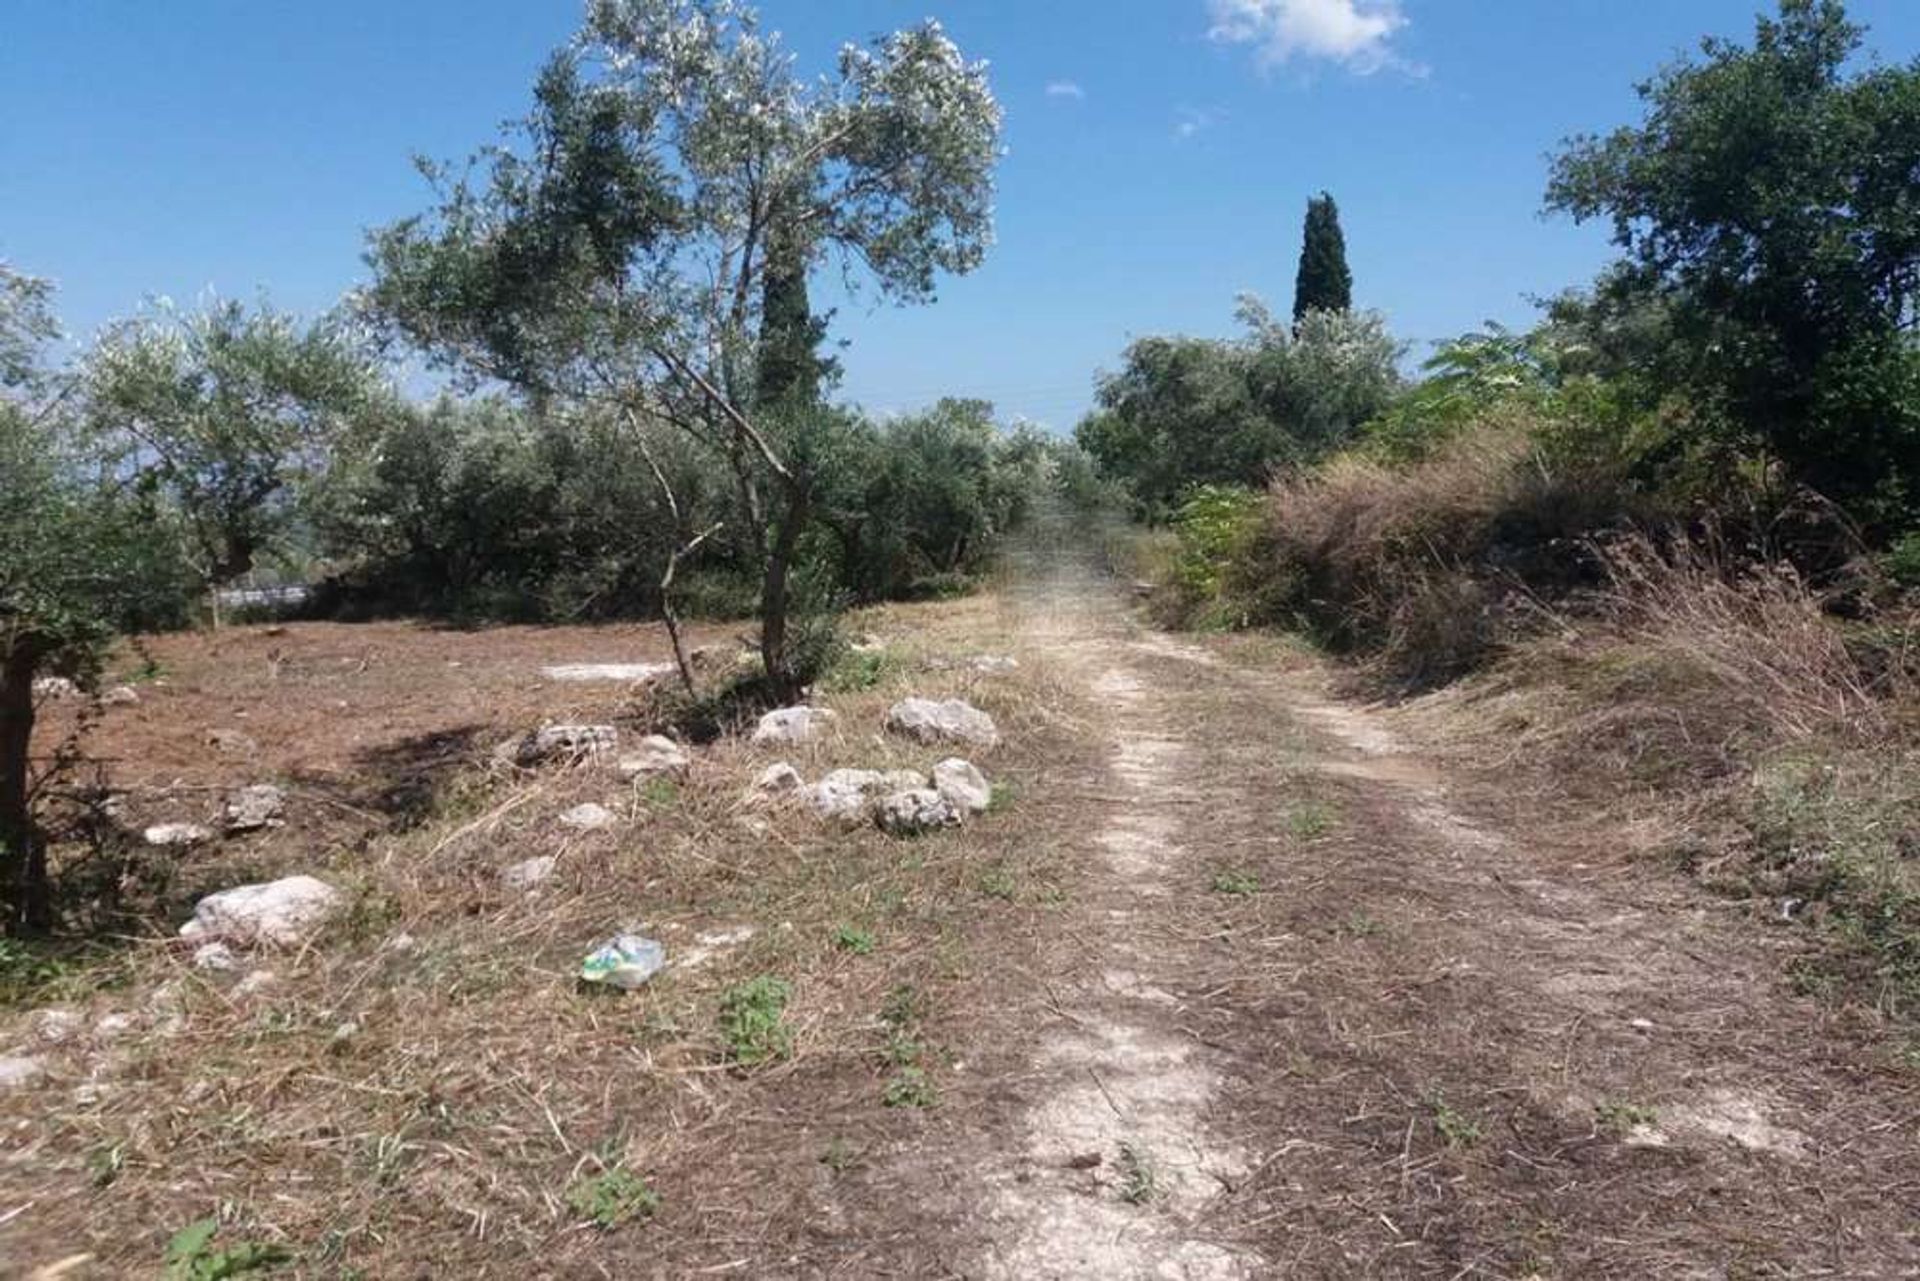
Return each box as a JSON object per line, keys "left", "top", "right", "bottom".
{"left": 1076, "top": 302, "right": 1402, "bottom": 518}
{"left": 1150, "top": 486, "right": 1265, "bottom": 629}
{"left": 1210, "top": 419, "right": 1640, "bottom": 684}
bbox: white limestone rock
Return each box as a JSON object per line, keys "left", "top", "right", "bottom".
{"left": 0, "top": 1055, "right": 45, "bottom": 1089}
{"left": 178, "top": 875, "right": 343, "bottom": 948}
{"left": 875, "top": 788, "right": 962, "bottom": 836}
{"left": 193, "top": 942, "right": 240, "bottom": 973}
{"left": 617, "top": 735, "right": 690, "bottom": 779}
{"left": 29, "top": 1008, "right": 86, "bottom": 1046}
{"left": 223, "top": 784, "right": 287, "bottom": 833}
{"left": 510, "top": 724, "right": 619, "bottom": 766}
{"left": 931, "top": 758, "right": 993, "bottom": 815}
{"left": 751, "top": 706, "right": 838, "bottom": 746}
{"left": 804, "top": 768, "right": 927, "bottom": 823}
{"left": 885, "top": 697, "right": 1000, "bottom": 749}
{"left": 144, "top": 822, "right": 214, "bottom": 848}
{"left": 751, "top": 762, "right": 805, "bottom": 798}
{"left": 502, "top": 855, "right": 558, "bottom": 891}
{"left": 559, "top": 802, "right": 616, "bottom": 831}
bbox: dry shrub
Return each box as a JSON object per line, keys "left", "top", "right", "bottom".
{"left": 1592, "top": 534, "right": 1907, "bottom": 744}
{"left": 1225, "top": 420, "right": 1636, "bottom": 684}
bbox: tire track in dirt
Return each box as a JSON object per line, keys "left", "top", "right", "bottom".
{"left": 925, "top": 532, "right": 1917, "bottom": 1275}
{"left": 1124, "top": 617, "right": 1920, "bottom": 1274}
{"left": 968, "top": 566, "right": 1262, "bottom": 1279}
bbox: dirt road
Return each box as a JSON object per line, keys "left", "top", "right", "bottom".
{"left": 5, "top": 548, "right": 1915, "bottom": 1277}
{"left": 917, "top": 550, "right": 1919, "bottom": 1277}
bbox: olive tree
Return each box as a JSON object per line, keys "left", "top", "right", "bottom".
{"left": 366, "top": 0, "right": 1001, "bottom": 701}
{"left": 1547, "top": 0, "right": 1920, "bottom": 527}
{"left": 1076, "top": 299, "right": 1400, "bottom": 516}
{"left": 81, "top": 299, "right": 386, "bottom": 621}
{"left": 1, "top": 268, "right": 189, "bottom": 931}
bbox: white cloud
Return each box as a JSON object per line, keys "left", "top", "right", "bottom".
{"left": 1207, "top": 0, "right": 1412, "bottom": 74}
{"left": 1174, "top": 106, "right": 1221, "bottom": 141}
{"left": 1045, "top": 80, "right": 1086, "bottom": 100}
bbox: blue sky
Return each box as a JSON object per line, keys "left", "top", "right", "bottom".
{"left": 6, "top": 1, "right": 1919, "bottom": 430}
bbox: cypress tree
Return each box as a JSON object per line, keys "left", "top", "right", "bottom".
{"left": 1293, "top": 192, "right": 1353, "bottom": 323}
{"left": 755, "top": 238, "right": 830, "bottom": 411}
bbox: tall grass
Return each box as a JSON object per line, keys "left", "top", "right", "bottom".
{"left": 1591, "top": 535, "right": 1907, "bottom": 744}
{"left": 1212, "top": 422, "right": 1640, "bottom": 683}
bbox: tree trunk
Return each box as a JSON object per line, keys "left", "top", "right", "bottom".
{"left": 660, "top": 523, "right": 722, "bottom": 700}
{"left": 0, "top": 640, "right": 48, "bottom": 934}
{"left": 760, "top": 478, "right": 813, "bottom": 704}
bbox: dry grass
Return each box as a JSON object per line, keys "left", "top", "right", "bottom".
{"left": 1215, "top": 421, "right": 1637, "bottom": 684}
{"left": 1400, "top": 532, "right": 1920, "bottom": 1020}
{"left": 1591, "top": 534, "right": 1908, "bottom": 742}
{"left": 0, "top": 595, "right": 1095, "bottom": 1276}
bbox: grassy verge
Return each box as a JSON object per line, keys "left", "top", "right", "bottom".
{"left": 0, "top": 593, "right": 1086, "bottom": 1275}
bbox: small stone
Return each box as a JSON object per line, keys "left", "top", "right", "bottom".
{"left": 179, "top": 875, "right": 343, "bottom": 947}
{"left": 502, "top": 855, "right": 558, "bottom": 891}
{"left": 559, "top": 802, "right": 616, "bottom": 831}
{"left": 803, "top": 768, "right": 926, "bottom": 823}
{"left": 93, "top": 1013, "right": 136, "bottom": 1041}
{"left": 968, "top": 655, "right": 1019, "bottom": 674}
{"left": 145, "top": 822, "right": 215, "bottom": 848}
{"left": 205, "top": 728, "right": 260, "bottom": 755}
{"left": 0, "top": 1055, "right": 45, "bottom": 1089}
{"left": 232, "top": 970, "right": 278, "bottom": 999}
{"left": 32, "top": 676, "right": 79, "bottom": 700}
{"left": 147, "top": 981, "right": 189, "bottom": 1037}
{"left": 885, "top": 698, "right": 1000, "bottom": 748}
{"left": 617, "top": 735, "right": 690, "bottom": 779}
{"left": 751, "top": 706, "right": 838, "bottom": 746}
{"left": 875, "top": 788, "right": 962, "bottom": 836}
{"left": 932, "top": 758, "right": 993, "bottom": 815}
{"left": 751, "top": 762, "right": 805, "bottom": 797}
{"left": 29, "top": 1008, "right": 86, "bottom": 1045}
{"left": 677, "top": 926, "right": 756, "bottom": 970}
{"left": 223, "top": 784, "right": 287, "bottom": 833}
{"left": 101, "top": 685, "right": 141, "bottom": 706}
{"left": 193, "top": 942, "right": 240, "bottom": 972}
{"left": 382, "top": 932, "right": 418, "bottom": 955}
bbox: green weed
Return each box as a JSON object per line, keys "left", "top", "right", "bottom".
{"left": 1288, "top": 800, "right": 1335, "bottom": 839}
{"left": 824, "top": 648, "right": 894, "bottom": 692}
{"left": 977, "top": 865, "right": 1016, "bottom": 901}
{"left": 1211, "top": 870, "right": 1259, "bottom": 897}
{"left": 1338, "top": 911, "right": 1384, "bottom": 938}
{"left": 1117, "top": 1142, "right": 1160, "bottom": 1204}
{"left": 163, "top": 1218, "right": 289, "bottom": 1280}
{"left": 1595, "top": 1101, "right": 1658, "bottom": 1134}
{"left": 718, "top": 975, "right": 794, "bottom": 1067}
{"left": 1431, "top": 1097, "right": 1483, "bottom": 1148}
{"left": 832, "top": 925, "right": 876, "bottom": 955}
{"left": 565, "top": 1166, "right": 661, "bottom": 1229}
{"left": 883, "top": 1066, "right": 938, "bottom": 1108}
